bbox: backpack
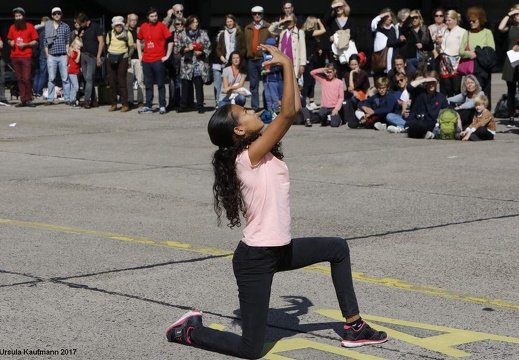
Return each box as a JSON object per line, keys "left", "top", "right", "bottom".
{"left": 436, "top": 108, "right": 459, "bottom": 140}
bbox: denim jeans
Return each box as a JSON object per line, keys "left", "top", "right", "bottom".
{"left": 264, "top": 80, "right": 280, "bottom": 112}
{"left": 247, "top": 59, "right": 263, "bottom": 111}
{"left": 32, "top": 58, "right": 48, "bottom": 96}
{"left": 212, "top": 67, "right": 222, "bottom": 107}
{"left": 68, "top": 74, "right": 79, "bottom": 103}
{"left": 190, "top": 237, "right": 360, "bottom": 359}
{"left": 81, "top": 54, "right": 97, "bottom": 104}
{"left": 386, "top": 113, "right": 407, "bottom": 128}
{"left": 47, "top": 55, "right": 70, "bottom": 101}
{"left": 218, "top": 93, "right": 246, "bottom": 108}
{"left": 142, "top": 60, "right": 166, "bottom": 108}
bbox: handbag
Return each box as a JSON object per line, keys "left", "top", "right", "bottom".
{"left": 371, "top": 47, "right": 388, "bottom": 72}
{"left": 108, "top": 53, "right": 124, "bottom": 64}
{"left": 457, "top": 35, "right": 474, "bottom": 75}
{"left": 438, "top": 54, "right": 459, "bottom": 78}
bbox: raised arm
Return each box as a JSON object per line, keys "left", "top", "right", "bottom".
{"left": 247, "top": 44, "right": 300, "bottom": 165}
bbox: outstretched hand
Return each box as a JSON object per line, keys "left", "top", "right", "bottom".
{"left": 258, "top": 44, "right": 290, "bottom": 68}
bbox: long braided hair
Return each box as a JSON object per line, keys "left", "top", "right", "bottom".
{"left": 208, "top": 105, "right": 283, "bottom": 228}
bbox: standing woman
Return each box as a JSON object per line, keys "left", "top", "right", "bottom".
{"left": 428, "top": 8, "right": 447, "bottom": 64}
{"left": 438, "top": 10, "right": 466, "bottom": 97}
{"left": 371, "top": 8, "right": 401, "bottom": 83}
{"left": 214, "top": 14, "right": 246, "bottom": 109}
{"left": 269, "top": 14, "right": 306, "bottom": 81}
{"left": 166, "top": 43, "right": 388, "bottom": 360}
{"left": 105, "top": 16, "right": 134, "bottom": 112}
{"left": 178, "top": 15, "right": 211, "bottom": 113}
{"left": 459, "top": 7, "right": 495, "bottom": 105}
{"left": 301, "top": 16, "right": 326, "bottom": 110}
{"left": 498, "top": 4, "right": 519, "bottom": 127}
{"left": 400, "top": 10, "right": 433, "bottom": 75}
{"left": 323, "top": 0, "right": 357, "bottom": 78}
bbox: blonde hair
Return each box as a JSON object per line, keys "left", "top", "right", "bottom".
{"left": 445, "top": 9, "right": 461, "bottom": 24}
{"left": 331, "top": 0, "right": 351, "bottom": 17}
{"left": 302, "top": 16, "right": 318, "bottom": 31}
{"left": 410, "top": 9, "right": 424, "bottom": 26}
{"left": 474, "top": 95, "right": 489, "bottom": 107}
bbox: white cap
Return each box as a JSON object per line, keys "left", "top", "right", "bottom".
{"left": 51, "top": 7, "right": 62, "bottom": 14}
{"left": 251, "top": 6, "right": 264, "bottom": 13}
{"left": 111, "top": 16, "right": 125, "bottom": 27}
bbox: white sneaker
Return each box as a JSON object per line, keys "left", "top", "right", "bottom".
{"left": 387, "top": 125, "right": 402, "bottom": 133}
{"left": 374, "top": 122, "right": 387, "bottom": 131}
{"left": 306, "top": 102, "right": 319, "bottom": 111}
{"left": 424, "top": 131, "right": 435, "bottom": 139}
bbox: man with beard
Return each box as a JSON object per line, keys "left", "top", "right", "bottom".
{"left": 76, "top": 12, "right": 104, "bottom": 109}
{"left": 7, "top": 7, "right": 39, "bottom": 107}
{"left": 137, "top": 7, "right": 173, "bottom": 114}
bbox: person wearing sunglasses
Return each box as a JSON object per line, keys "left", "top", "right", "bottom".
{"left": 163, "top": 4, "right": 185, "bottom": 31}
{"left": 459, "top": 7, "right": 495, "bottom": 107}
{"left": 244, "top": 6, "right": 272, "bottom": 111}
{"left": 498, "top": 4, "right": 519, "bottom": 127}
{"left": 44, "top": 7, "right": 72, "bottom": 106}
{"left": 428, "top": 8, "right": 447, "bottom": 62}
{"left": 400, "top": 10, "right": 433, "bottom": 75}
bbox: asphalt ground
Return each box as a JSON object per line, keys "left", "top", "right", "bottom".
{"left": 0, "top": 75, "right": 518, "bottom": 360}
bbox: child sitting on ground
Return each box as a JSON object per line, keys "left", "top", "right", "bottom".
{"left": 459, "top": 95, "right": 496, "bottom": 141}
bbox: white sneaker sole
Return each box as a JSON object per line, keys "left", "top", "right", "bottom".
{"left": 341, "top": 337, "right": 388, "bottom": 348}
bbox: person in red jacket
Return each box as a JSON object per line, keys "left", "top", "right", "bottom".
{"left": 7, "top": 7, "right": 38, "bottom": 107}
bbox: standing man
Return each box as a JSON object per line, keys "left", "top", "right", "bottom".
{"left": 137, "top": 7, "right": 173, "bottom": 114}
{"left": 126, "top": 13, "right": 145, "bottom": 108}
{"left": 7, "top": 7, "right": 38, "bottom": 107}
{"left": 163, "top": 4, "right": 186, "bottom": 30}
{"left": 76, "top": 12, "right": 104, "bottom": 109}
{"left": 244, "top": 6, "right": 271, "bottom": 111}
{"left": 44, "top": 7, "right": 71, "bottom": 105}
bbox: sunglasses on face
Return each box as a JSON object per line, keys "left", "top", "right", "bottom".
{"left": 435, "top": 14, "right": 444, "bottom": 17}
{"left": 397, "top": 78, "right": 406, "bottom": 83}
{"left": 52, "top": 12, "right": 62, "bottom": 15}
{"left": 411, "top": 16, "right": 419, "bottom": 20}
{"left": 252, "top": 12, "right": 262, "bottom": 16}
{"left": 469, "top": 19, "right": 478, "bottom": 23}
{"left": 175, "top": 23, "right": 183, "bottom": 26}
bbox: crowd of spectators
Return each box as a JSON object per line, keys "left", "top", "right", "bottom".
{"left": 0, "top": 2, "right": 514, "bottom": 138}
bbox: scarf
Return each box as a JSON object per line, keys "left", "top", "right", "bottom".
{"left": 114, "top": 29, "right": 128, "bottom": 41}
{"left": 188, "top": 29, "right": 200, "bottom": 41}
{"left": 225, "top": 28, "right": 236, "bottom": 60}
{"left": 470, "top": 27, "right": 483, "bottom": 33}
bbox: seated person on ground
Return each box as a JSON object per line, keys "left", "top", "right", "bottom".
{"left": 386, "top": 73, "right": 411, "bottom": 133}
{"left": 310, "top": 64, "right": 344, "bottom": 126}
{"left": 447, "top": 74, "right": 484, "bottom": 129}
{"left": 405, "top": 70, "right": 451, "bottom": 139}
{"left": 344, "top": 54, "right": 370, "bottom": 108}
{"left": 350, "top": 77, "right": 397, "bottom": 130}
{"left": 459, "top": 95, "right": 495, "bottom": 141}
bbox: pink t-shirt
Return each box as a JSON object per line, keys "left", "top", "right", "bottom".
{"left": 311, "top": 69, "right": 344, "bottom": 112}
{"left": 236, "top": 150, "right": 291, "bottom": 247}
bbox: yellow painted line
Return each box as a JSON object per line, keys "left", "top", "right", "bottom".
{"left": 2, "top": 218, "right": 518, "bottom": 311}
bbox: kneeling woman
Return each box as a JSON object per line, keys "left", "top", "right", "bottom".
{"left": 218, "top": 51, "right": 248, "bottom": 108}
{"left": 166, "top": 44, "right": 388, "bottom": 359}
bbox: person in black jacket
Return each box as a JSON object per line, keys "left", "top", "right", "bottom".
{"left": 405, "top": 70, "right": 450, "bottom": 139}
{"left": 399, "top": 9, "right": 433, "bottom": 76}
{"left": 323, "top": 0, "right": 356, "bottom": 79}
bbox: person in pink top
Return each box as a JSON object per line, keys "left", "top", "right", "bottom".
{"left": 311, "top": 64, "right": 345, "bottom": 126}
{"left": 7, "top": 7, "right": 39, "bottom": 107}
{"left": 166, "top": 44, "right": 388, "bottom": 359}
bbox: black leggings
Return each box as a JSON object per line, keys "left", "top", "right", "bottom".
{"left": 190, "top": 237, "right": 360, "bottom": 359}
